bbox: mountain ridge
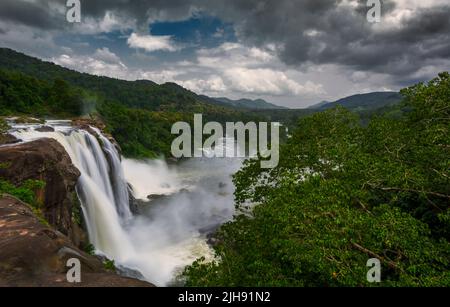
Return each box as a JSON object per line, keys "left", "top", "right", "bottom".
{"left": 310, "top": 92, "right": 403, "bottom": 111}
{"left": 0, "top": 48, "right": 286, "bottom": 111}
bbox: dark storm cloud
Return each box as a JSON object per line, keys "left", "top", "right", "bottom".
{"left": 317, "top": 5, "right": 450, "bottom": 75}
{"left": 0, "top": 0, "right": 197, "bottom": 31}
{"left": 1, "top": 0, "right": 449, "bottom": 80}
{"left": 79, "top": 0, "right": 197, "bottom": 32}
{"left": 199, "top": 0, "right": 450, "bottom": 78}
{"left": 0, "top": 0, "right": 63, "bottom": 29}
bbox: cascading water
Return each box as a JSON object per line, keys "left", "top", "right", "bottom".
{"left": 9, "top": 120, "right": 242, "bottom": 286}
{"left": 91, "top": 127, "right": 132, "bottom": 221}
{"left": 10, "top": 122, "right": 134, "bottom": 260}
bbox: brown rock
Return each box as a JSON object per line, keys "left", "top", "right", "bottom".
{"left": 0, "top": 195, "right": 154, "bottom": 287}
{"left": 0, "top": 138, "right": 84, "bottom": 246}
{"left": 72, "top": 118, "right": 106, "bottom": 131}
{"left": 0, "top": 133, "right": 20, "bottom": 145}
{"left": 71, "top": 118, "right": 122, "bottom": 155}
{"left": 35, "top": 126, "right": 55, "bottom": 132}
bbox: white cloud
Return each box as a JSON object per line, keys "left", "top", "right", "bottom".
{"left": 0, "top": 20, "right": 59, "bottom": 58}
{"left": 74, "top": 11, "right": 136, "bottom": 35}
{"left": 369, "top": 0, "right": 450, "bottom": 31}
{"left": 94, "top": 47, "right": 123, "bottom": 64}
{"left": 52, "top": 48, "right": 128, "bottom": 80}
{"left": 179, "top": 76, "right": 227, "bottom": 94}
{"left": 183, "top": 42, "right": 324, "bottom": 97}
{"left": 197, "top": 42, "right": 275, "bottom": 69}
{"left": 138, "top": 70, "right": 182, "bottom": 84}
{"left": 127, "top": 32, "right": 178, "bottom": 52}
{"left": 223, "top": 68, "right": 324, "bottom": 96}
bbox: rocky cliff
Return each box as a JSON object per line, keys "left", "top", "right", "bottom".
{"left": 0, "top": 195, "right": 152, "bottom": 287}
{"left": 0, "top": 138, "right": 85, "bottom": 247}
{"left": 0, "top": 136, "right": 155, "bottom": 287}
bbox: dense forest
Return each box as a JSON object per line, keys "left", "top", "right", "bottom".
{"left": 182, "top": 73, "right": 450, "bottom": 286}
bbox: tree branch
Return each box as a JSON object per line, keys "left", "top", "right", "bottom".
{"left": 351, "top": 242, "right": 399, "bottom": 271}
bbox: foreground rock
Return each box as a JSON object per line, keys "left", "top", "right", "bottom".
{"left": 0, "top": 133, "right": 20, "bottom": 146}
{"left": 0, "top": 195, "right": 153, "bottom": 287}
{"left": 0, "top": 138, "right": 85, "bottom": 246}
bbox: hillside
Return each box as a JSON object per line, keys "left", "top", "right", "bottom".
{"left": 307, "top": 100, "right": 330, "bottom": 109}
{"left": 0, "top": 48, "right": 237, "bottom": 114}
{"left": 0, "top": 48, "right": 265, "bottom": 158}
{"left": 0, "top": 48, "right": 290, "bottom": 111}
{"left": 311, "top": 92, "right": 403, "bottom": 111}
{"left": 201, "top": 96, "right": 287, "bottom": 110}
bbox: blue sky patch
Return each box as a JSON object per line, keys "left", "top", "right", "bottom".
{"left": 150, "top": 15, "right": 235, "bottom": 47}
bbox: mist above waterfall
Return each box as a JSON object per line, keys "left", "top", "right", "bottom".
{"left": 121, "top": 156, "right": 242, "bottom": 284}
{"left": 10, "top": 121, "right": 243, "bottom": 286}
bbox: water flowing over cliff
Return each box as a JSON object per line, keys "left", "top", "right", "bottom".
{"left": 11, "top": 122, "right": 133, "bottom": 258}
{"left": 10, "top": 121, "right": 241, "bottom": 286}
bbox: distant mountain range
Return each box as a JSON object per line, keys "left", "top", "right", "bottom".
{"left": 308, "top": 100, "right": 330, "bottom": 109}
{"left": 0, "top": 48, "right": 403, "bottom": 113}
{"left": 199, "top": 95, "right": 287, "bottom": 110}
{"left": 309, "top": 92, "right": 403, "bottom": 111}
{"left": 0, "top": 48, "right": 287, "bottom": 111}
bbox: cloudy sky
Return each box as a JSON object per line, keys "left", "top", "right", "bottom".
{"left": 0, "top": 0, "right": 449, "bottom": 108}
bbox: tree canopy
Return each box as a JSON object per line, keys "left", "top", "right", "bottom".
{"left": 182, "top": 72, "right": 450, "bottom": 287}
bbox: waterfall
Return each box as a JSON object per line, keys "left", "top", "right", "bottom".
{"left": 10, "top": 120, "right": 241, "bottom": 286}
{"left": 11, "top": 124, "right": 134, "bottom": 261}
{"left": 92, "top": 127, "right": 132, "bottom": 221}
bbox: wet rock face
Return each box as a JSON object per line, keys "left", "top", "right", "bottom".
{"left": 0, "top": 133, "right": 20, "bottom": 145}
{"left": 0, "top": 195, "right": 154, "bottom": 287}
{"left": 35, "top": 126, "right": 55, "bottom": 132}
{"left": 72, "top": 118, "right": 122, "bottom": 155}
{"left": 0, "top": 138, "right": 84, "bottom": 246}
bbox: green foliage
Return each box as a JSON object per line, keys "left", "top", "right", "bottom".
{"left": 71, "top": 193, "right": 83, "bottom": 226}
{"left": 103, "top": 259, "right": 116, "bottom": 272}
{"left": 0, "top": 179, "right": 48, "bottom": 226}
{"left": 96, "top": 101, "right": 184, "bottom": 158}
{"left": 0, "top": 179, "right": 45, "bottom": 206}
{"left": 84, "top": 243, "right": 96, "bottom": 256}
{"left": 0, "top": 117, "right": 8, "bottom": 134}
{"left": 182, "top": 73, "right": 450, "bottom": 287}
{"left": 0, "top": 162, "right": 11, "bottom": 169}
{"left": 0, "top": 69, "right": 94, "bottom": 117}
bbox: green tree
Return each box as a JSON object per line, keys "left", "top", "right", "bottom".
{"left": 182, "top": 74, "right": 450, "bottom": 287}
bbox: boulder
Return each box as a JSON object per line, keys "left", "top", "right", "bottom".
{"left": 127, "top": 184, "right": 141, "bottom": 215}
{"left": 35, "top": 126, "right": 55, "bottom": 132}
{"left": 0, "top": 195, "right": 153, "bottom": 287}
{"left": 0, "top": 138, "right": 84, "bottom": 246}
{"left": 0, "top": 133, "right": 20, "bottom": 146}
{"left": 147, "top": 194, "right": 169, "bottom": 201}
